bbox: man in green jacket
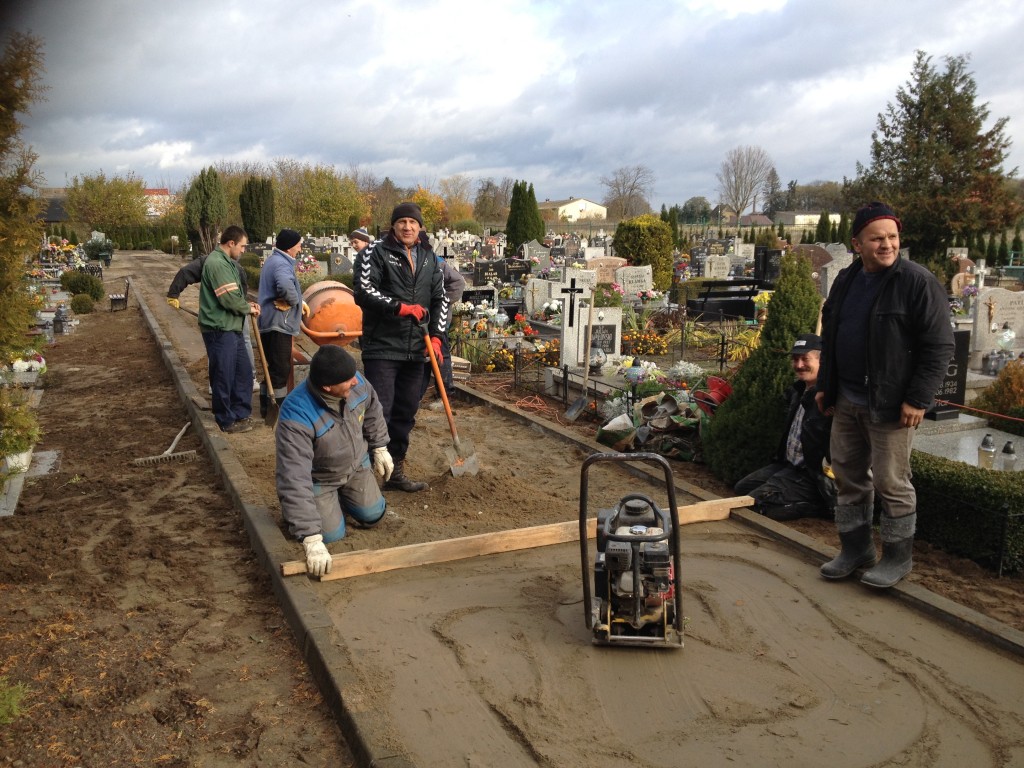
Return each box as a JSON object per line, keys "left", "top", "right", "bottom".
{"left": 199, "top": 225, "right": 261, "bottom": 433}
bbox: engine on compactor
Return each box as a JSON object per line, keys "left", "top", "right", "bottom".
{"left": 592, "top": 496, "right": 677, "bottom": 644}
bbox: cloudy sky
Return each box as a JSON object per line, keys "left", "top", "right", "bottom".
{"left": 5, "top": 0, "right": 1024, "bottom": 211}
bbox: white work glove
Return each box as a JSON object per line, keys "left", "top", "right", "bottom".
{"left": 302, "top": 534, "right": 332, "bottom": 577}
{"left": 372, "top": 447, "right": 394, "bottom": 482}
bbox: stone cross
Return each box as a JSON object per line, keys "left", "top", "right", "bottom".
{"left": 560, "top": 277, "right": 585, "bottom": 328}
{"left": 975, "top": 258, "right": 989, "bottom": 290}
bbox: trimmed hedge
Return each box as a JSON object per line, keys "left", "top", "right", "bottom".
{"left": 912, "top": 450, "right": 1024, "bottom": 573}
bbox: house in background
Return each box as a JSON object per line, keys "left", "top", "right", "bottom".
{"left": 37, "top": 187, "right": 69, "bottom": 229}
{"left": 773, "top": 210, "right": 841, "bottom": 228}
{"left": 537, "top": 196, "right": 607, "bottom": 223}
{"left": 709, "top": 204, "right": 737, "bottom": 227}
{"left": 737, "top": 213, "right": 773, "bottom": 228}
{"left": 144, "top": 188, "right": 174, "bottom": 218}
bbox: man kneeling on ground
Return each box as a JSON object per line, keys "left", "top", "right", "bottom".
{"left": 276, "top": 345, "right": 394, "bottom": 576}
{"left": 733, "top": 333, "right": 836, "bottom": 521}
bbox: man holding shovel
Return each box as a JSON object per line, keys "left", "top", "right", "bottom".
{"left": 354, "top": 202, "right": 447, "bottom": 492}
{"left": 276, "top": 345, "right": 393, "bottom": 577}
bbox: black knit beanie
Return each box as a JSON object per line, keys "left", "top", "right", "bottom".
{"left": 851, "top": 202, "right": 902, "bottom": 238}
{"left": 275, "top": 228, "right": 302, "bottom": 251}
{"left": 309, "top": 345, "right": 357, "bottom": 387}
{"left": 390, "top": 202, "right": 424, "bottom": 227}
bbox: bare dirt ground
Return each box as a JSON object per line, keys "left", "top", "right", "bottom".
{"left": 3, "top": 250, "right": 1024, "bottom": 767}
{"left": 0, "top": 303, "right": 353, "bottom": 765}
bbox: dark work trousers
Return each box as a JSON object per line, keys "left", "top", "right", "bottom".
{"left": 203, "top": 329, "right": 253, "bottom": 430}
{"left": 420, "top": 330, "right": 454, "bottom": 399}
{"left": 260, "top": 330, "right": 293, "bottom": 396}
{"left": 734, "top": 461, "right": 831, "bottom": 520}
{"left": 363, "top": 358, "right": 424, "bottom": 461}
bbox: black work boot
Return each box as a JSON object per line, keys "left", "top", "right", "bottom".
{"left": 384, "top": 460, "right": 428, "bottom": 492}
{"left": 259, "top": 391, "right": 268, "bottom": 418}
{"left": 861, "top": 513, "right": 916, "bottom": 589}
{"left": 820, "top": 504, "right": 877, "bottom": 579}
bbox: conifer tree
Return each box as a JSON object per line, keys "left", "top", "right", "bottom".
{"left": 505, "top": 180, "right": 527, "bottom": 253}
{"left": 1012, "top": 227, "right": 1023, "bottom": 260}
{"left": 184, "top": 167, "right": 228, "bottom": 255}
{"left": 526, "top": 183, "right": 545, "bottom": 243}
{"left": 974, "top": 231, "right": 987, "bottom": 261}
{"left": 986, "top": 231, "right": 998, "bottom": 263}
{"left": 239, "top": 176, "right": 274, "bottom": 245}
{"left": 814, "top": 211, "right": 831, "bottom": 242}
{"left": 837, "top": 212, "right": 850, "bottom": 246}
{"left": 850, "top": 51, "right": 1020, "bottom": 264}
{"left": 703, "top": 253, "right": 822, "bottom": 485}
{"left": 997, "top": 230, "right": 1009, "bottom": 265}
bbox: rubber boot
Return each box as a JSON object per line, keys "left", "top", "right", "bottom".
{"left": 861, "top": 513, "right": 915, "bottom": 589}
{"left": 384, "top": 460, "right": 428, "bottom": 493}
{"left": 820, "top": 504, "right": 877, "bottom": 580}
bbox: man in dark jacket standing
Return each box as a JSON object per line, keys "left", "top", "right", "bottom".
{"left": 734, "top": 334, "right": 835, "bottom": 520}
{"left": 354, "top": 202, "right": 447, "bottom": 492}
{"left": 816, "top": 202, "right": 954, "bottom": 588}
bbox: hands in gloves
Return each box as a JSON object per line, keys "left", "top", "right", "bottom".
{"left": 430, "top": 336, "right": 443, "bottom": 360}
{"left": 301, "top": 301, "right": 311, "bottom": 318}
{"left": 273, "top": 299, "right": 291, "bottom": 312}
{"left": 397, "top": 303, "right": 426, "bottom": 322}
{"left": 372, "top": 447, "right": 394, "bottom": 482}
{"left": 166, "top": 298, "right": 180, "bottom": 310}
{"left": 302, "top": 534, "right": 332, "bottom": 577}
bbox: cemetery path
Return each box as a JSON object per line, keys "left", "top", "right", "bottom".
{"left": 0, "top": 281, "right": 353, "bottom": 765}
{"left": 3, "top": 251, "right": 1023, "bottom": 767}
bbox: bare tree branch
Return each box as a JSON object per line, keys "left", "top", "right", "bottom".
{"left": 716, "top": 146, "right": 775, "bottom": 216}
{"left": 600, "top": 165, "right": 655, "bottom": 219}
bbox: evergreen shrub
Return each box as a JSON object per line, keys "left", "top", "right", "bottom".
{"left": 242, "top": 265, "right": 261, "bottom": 291}
{"left": 70, "top": 294, "right": 95, "bottom": 314}
{"left": 702, "top": 253, "right": 821, "bottom": 485}
{"left": 912, "top": 450, "right": 1024, "bottom": 573}
{"left": 60, "top": 271, "right": 104, "bottom": 301}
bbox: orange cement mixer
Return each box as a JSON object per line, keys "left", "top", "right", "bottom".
{"left": 300, "top": 281, "right": 362, "bottom": 347}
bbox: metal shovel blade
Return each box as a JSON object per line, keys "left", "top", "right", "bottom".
{"left": 565, "top": 395, "right": 588, "bottom": 422}
{"left": 445, "top": 436, "right": 479, "bottom": 477}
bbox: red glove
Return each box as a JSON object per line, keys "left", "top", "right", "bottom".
{"left": 398, "top": 303, "right": 426, "bottom": 322}
{"left": 430, "top": 336, "right": 443, "bottom": 360}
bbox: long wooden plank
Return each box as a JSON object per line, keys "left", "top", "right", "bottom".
{"left": 280, "top": 495, "right": 754, "bottom": 580}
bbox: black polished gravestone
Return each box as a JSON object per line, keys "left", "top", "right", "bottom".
{"left": 473, "top": 258, "right": 532, "bottom": 287}
{"left": 589, "top": 323, "right": 617, "bottom": 355}
{"left": 501, "top": 258, "right": 531, "bottom": 284}
{"left": 754, "top": 248, "right": 782, "bottom": 286}
{"left": 927, "top": 329, "right": 970, "bottom": 421}
{"left": 473, "top": 262, "right": 502, "bottom": 286}
{"left": 461, "top": 287, "right": 498, "bottom": 307}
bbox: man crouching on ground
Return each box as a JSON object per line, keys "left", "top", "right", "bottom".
{"left": 276, "top": 345, "right": 394, "bottom": 577}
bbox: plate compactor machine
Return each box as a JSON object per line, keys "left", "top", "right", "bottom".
{"left": 579, "top": 452, "right": 684, "bottom": 648}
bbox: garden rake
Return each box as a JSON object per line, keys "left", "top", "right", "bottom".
{"left": 131, "top": 422, "right": 198, "bottom": 466}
